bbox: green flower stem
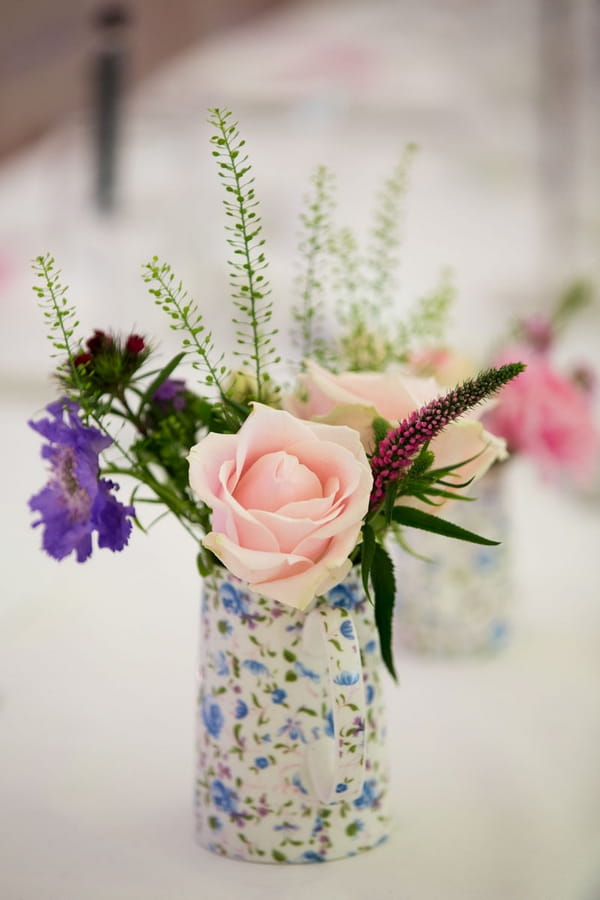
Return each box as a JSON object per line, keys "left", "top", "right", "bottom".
{"left": 103, "top": 463, "right": 205, "bottom": 535}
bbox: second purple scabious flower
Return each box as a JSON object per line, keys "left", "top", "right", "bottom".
{"left": 28, "top": 398, "right": 135, "bottom": 563}
{"left": 152, "top": 377, "right": 187, "bottom": 412}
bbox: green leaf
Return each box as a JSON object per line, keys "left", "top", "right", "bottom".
{"left": 196, "top": 551, "right": 212, "bottom": 577}
{"left": 371, "top": 542, "right": 397, "bottom": 681}
{"left": 272, "top": 849, "right": 287, "bottom": 862}
{"left": 138, "top": 351, "right": 186, "bottom": 410}
{"left": 392, "top": 505, "right": 500, "bottom": 545}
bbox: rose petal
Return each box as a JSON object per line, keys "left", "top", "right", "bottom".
{"left": 234, "top": 451, "right": 323, "bottom": 511}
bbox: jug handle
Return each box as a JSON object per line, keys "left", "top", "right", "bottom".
{"left": 301, "top": 605, "right": 366, "bottom": 805}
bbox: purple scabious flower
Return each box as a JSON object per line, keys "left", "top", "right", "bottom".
{"left": 369, "top": 363, "right": 525, "bottom": 510}
{"left": 152, "top": 378, "right": 186, "bottom": 412}
{"left": 28, "top": 398, "right": 135, "bottom": 562}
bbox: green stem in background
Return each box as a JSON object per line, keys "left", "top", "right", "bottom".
{"left": 292, "top": 165, "right": 335, "bottom": 366}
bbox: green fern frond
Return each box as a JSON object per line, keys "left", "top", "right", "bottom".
{"left": 208, "top": 107, "right": 278, "bottom": 401}
{"left": 329, "top": 226, "right": 364, "bottom": 323}
{"left": 398, "top": 267, "right": 454, "bottom": 356}
{"left": 292, "top": 165, "right": 336, "bottom": 366}
{"left": 141, "top": 257, "right": 232, "bottom": 403}
{"left": 365, "top": 143, "right": 418, "bottom": 311}
{"left": 31, "top": 253, "right": 93, "bottom": 404}
{"left": 32, "top": 254, "right": 79, "bottom": 359}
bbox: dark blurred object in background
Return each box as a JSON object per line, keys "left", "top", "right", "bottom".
{"left": 92, "top": 4, "right": 131, "bottom": 211}
{"left": 0, "top": 0, "right": 286, "bottom": 163}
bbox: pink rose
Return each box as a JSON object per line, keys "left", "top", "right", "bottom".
{"left": 188, "top": 403, "right": 372, "bottom": 610}
{"left": 285, "top": 361, "right": 507, "bottom": 507}
{"left": 483, "top": 347, "right": 599, "bottom": 483}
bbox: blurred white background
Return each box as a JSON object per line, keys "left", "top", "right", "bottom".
{"left": 1, "top": 2, "right": 599, "bottom": 898}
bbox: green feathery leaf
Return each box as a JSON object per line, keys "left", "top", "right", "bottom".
{"left": 208, "top": 107, "right": 278, "bottom": 401}
{"left": 31, "top": 253, "right": 91, "bottom": 407}
{"left": 366, "top": 142, "right": 417, "bottom": 312}
{"left": 292, "top": 165, "right": 335, "bottom": 365}
{"left": 141, "top": 257, "right": 243, "bottom": 428}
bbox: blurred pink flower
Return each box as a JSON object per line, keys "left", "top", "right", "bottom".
{"left": 483, "top": 347, "right": 599, "bottom": 484}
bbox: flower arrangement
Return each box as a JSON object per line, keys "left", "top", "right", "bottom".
{"left": 28, "top": 108, "right": 524, "bottom": 679}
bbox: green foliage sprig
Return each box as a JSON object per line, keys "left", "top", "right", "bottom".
{"left": 365, "top": 142, "right": 417, "bottom": 312}
{"left": 32, "top": 254, "right": 89, "bottom": 397}
{"left": 292, "top": 146, "right": 452, "bottom": 373}
{"left": 208, "top": 108, "right": 279, "bottom": 401}
{"left": 292, "top": 165, "right": 335, "bottom": 365}
{"left": 141, "top": 257, "right": 245, "bottom": 432}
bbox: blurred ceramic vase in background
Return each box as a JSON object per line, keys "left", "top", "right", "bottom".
{"left": 393, "top": 463, "right": 513, "bottom": 657}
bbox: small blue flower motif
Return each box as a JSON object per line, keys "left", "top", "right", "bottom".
{"left": 273, "top": 822, "right": 299, "bottom": 832}
{"left": 294, "top": 660, "right": 320, "bottom": 682}
{"left": 211, "top": 779, "right": 238, "bottom": 814}
{"left": 291, "top": 773, "right": 309, "bottom": 795}
{"left": 303, "top": 851, "right": 325, "bottom": 863}
{"left": 278, "top": 718, "right": 308, "bottom": 743}
{"left": 340, "top": 619, "right": 355, "bottom": 640}
{"left": 353, "top": 779, "right": 377, "bottom": 810}
{"left": 363, "top": 639, "right": 377, "bottom": 654}
{"left": 333, "top": 670, "right": 360, "bottom": 686}
{"left": 335, "top": 782, "right": 348, "bottom": 794}
{"left": 490, "top": 619, "right": 509, "bottom": 647}
{"left": 254, "top": 756, "right": 269, "bottom": 769}
{"left": 242, "top": 659, "right": 270, "bottom": 677}
{"left": 234, "top": 699, "right": 248, "bottom": 720}
{"left": 365, "top": 683, "right": 375, "bottom": 705}
{"left": 475, "top": 548, "right": 495, "bottom": 570}
{"left": 220, "top": 582, "right": 245, "bottom": 616}
{"left": 328, "top": 583, "right": 357, "bottom": 610}
{"left": 311, "top": 814, "right": 325, "bottom": 837}
{"left": 215, "top": 650, "right": 229, "bottom": 676}
{"left": 324, "top": 710, "right": 334, "bottom": 738}
{"left": 201, "top": 698, "right": 224, "bottom": 739}
{"left": 271, "top": 688, "right": 287, "bottom": 704}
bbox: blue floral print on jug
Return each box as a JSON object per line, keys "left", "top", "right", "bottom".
{"left": 195, "top": 567, "right": 392, "bottom": 863}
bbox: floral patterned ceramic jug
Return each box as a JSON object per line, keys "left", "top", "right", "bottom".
{"left": 196, "top": 567, "right": 392, "bottom": 863}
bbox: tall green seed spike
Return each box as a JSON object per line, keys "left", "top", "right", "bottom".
{"left": 208, "top": 107, "right": 277, "bottom": 403}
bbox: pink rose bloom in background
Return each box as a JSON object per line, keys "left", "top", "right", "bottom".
{"left": 483, "top": 347, "right": 600, "bottom": 484}
{"left": 285, "top": 361, "right": 507, "bottom": 508}
{"left": 188, "top": 403, "right": 372, "bottom": 610}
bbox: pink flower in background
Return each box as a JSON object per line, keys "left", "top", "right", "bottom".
{"left": 483, "top": 347, "right": 599, "bottom": 483}
{"left": 518, "top": 314, "right": 555, "bottom": 354}
{"left": 188, "top": 403, "right": 372, "bottom": 611}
